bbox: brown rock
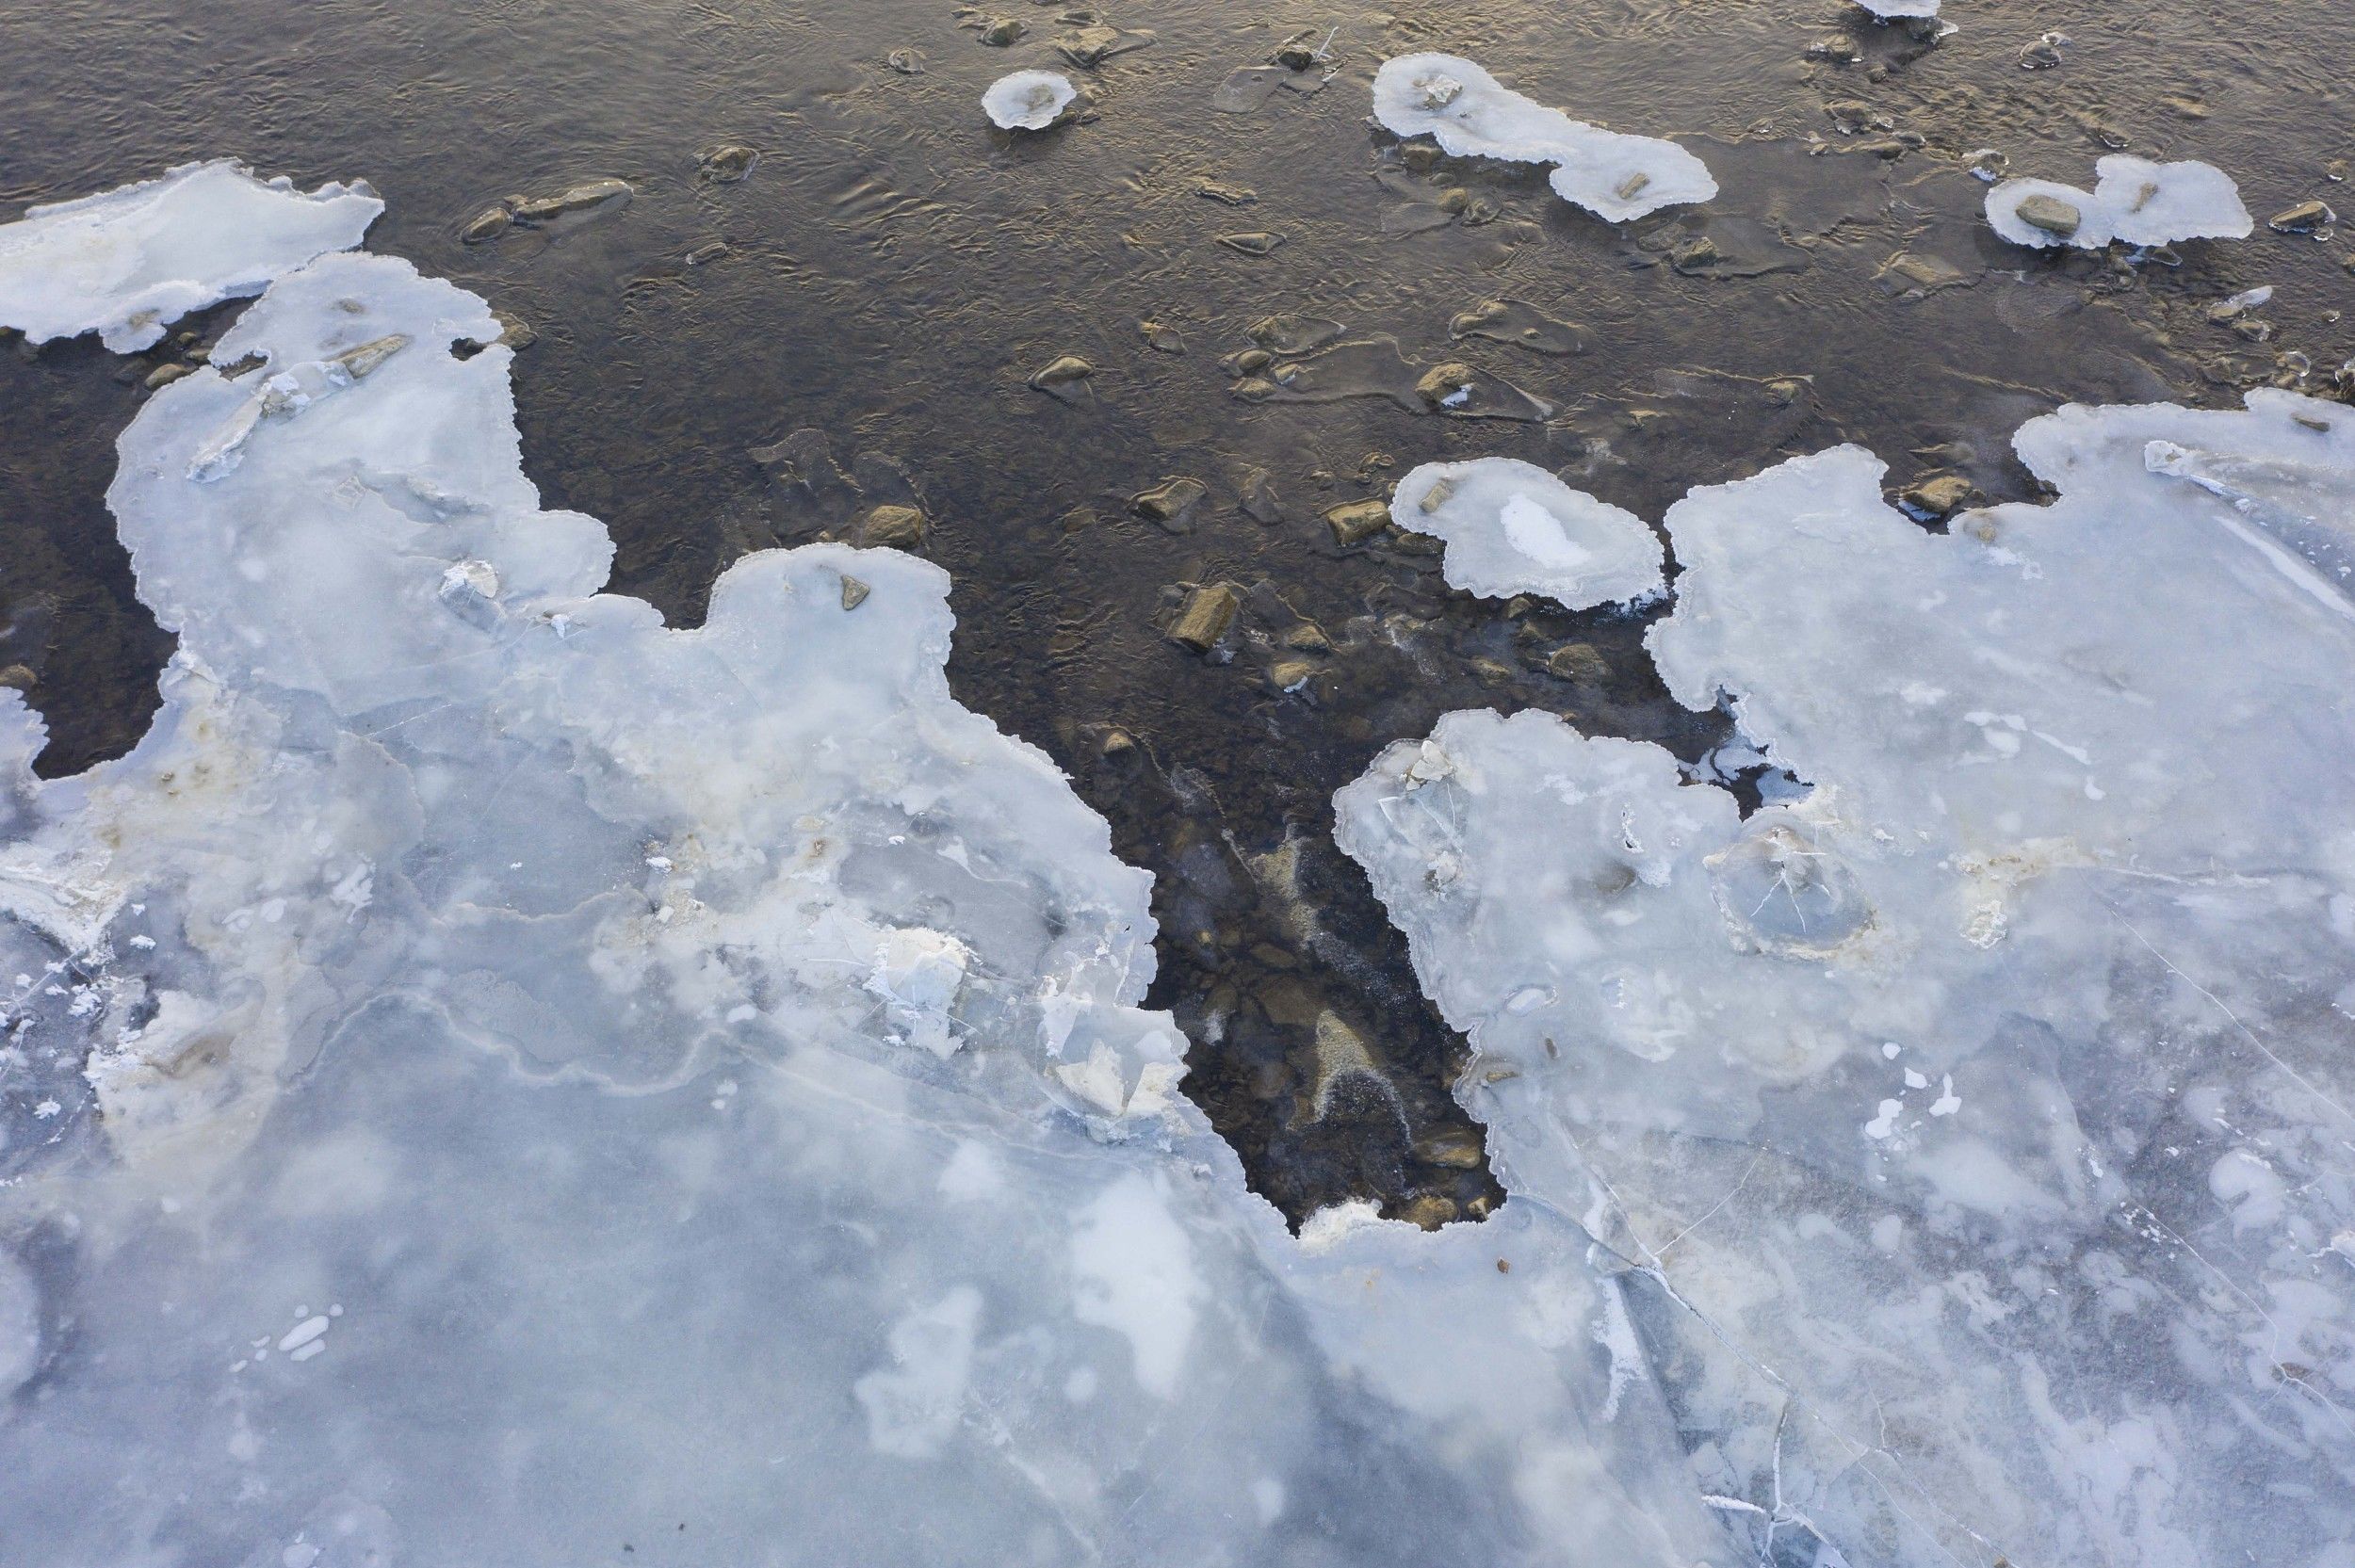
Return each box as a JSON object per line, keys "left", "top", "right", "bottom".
{"left": 1324, "top": 498, "right": 1391, "bottom": 546}
{"left": 1169, "top": 583, "right": 1241, "bottom": 652}
{"left": 859, "top": 505, "right": 927, "bottom": 549}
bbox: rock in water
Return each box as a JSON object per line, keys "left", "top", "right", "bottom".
{"left": 1169, "top": 582, "right": 1240, "bottom": 650}
{"left": 512, "top": 178, "right": 633, "bottom": 225}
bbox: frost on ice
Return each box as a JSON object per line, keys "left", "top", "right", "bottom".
{"left": 0, "top": 189, "right": 1728, "bottom": 1565}
{"left": 983, "top": 70, "right": 1079, "bottom": 131}
{"left": 1340, "top": 397, "right": 2355, "bottom": 1566}
{"left": 1986, "top": 154, "right": 2252, "bottom": 250}
{"left": 1389, "top": 457, "right": 1665, "bottom": 609}
{"left": 0, "top": 159, "right": 382, "bottom": 351}
{"left": 1371, "top": 53, "right": 1717, "bottom": 222}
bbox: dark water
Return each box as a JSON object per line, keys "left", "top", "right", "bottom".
{"left": 4, "top": 0, "right": 2350, "bottom": 1221}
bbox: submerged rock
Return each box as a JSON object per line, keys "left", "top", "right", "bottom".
{"left": 1216, "top": 232, "right": 1286, "bottom": 256}
{"left": 512, "top": 178, "right": 633, "bottom": 225}
{"left": 1129, "top": 477, "right": 1207, "bottom": 529}
{"left": 698, "top": 144, "right": 760, "bottom": 184}
{"left": 459, "top": 202, "right": 515, "bottom": 245}
{"left": 1027, "top": 353, "right": 1094, "bottom": 402}
{"left": 1169, "top": 582, "right": 1241, "bottom": 651}
{"left": 857, "top": 504, "right": 927, "bottom": 550}
{"left": 1449, "top": 299, "right": 1588, "bottom": 356}
{"left": 1324, "top": 498, "right": 1392, "bottom": 546}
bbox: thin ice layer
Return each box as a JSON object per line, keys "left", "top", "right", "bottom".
{"left": 1338, "top": 393, "right": 2355, "bottom": 1568}
{"left": 1371, "top": 53, "right": 1716, "bottom": 221}
{"left": 1987, "top": 154, "right": 2251, "bottom": 250}
{"left": 0, "top": 159, "right": 382, "bottom": 351}
{"left": 1389, "top": 457, "right": 1664, "bottom": 608}
{"left": 0, "top": 231, "right": 1728, "bottom": 1560}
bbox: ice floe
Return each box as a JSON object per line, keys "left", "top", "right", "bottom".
{"left": 1389, "top": 457, "right": 1665, "bottom": 608}
{"left": 0, "top": 159, "right": 382, "bottom": 351}
{"left": 983, "top": 69, "right": 1078, "bottom": 131}
{"left": 1371, "top": 53, "right": 1716, "bottom": 221}
{"left": 0, "top": 182, "right": 1726, "bottom": 1566}
{"left": 1339, "top": 392, "right": 2355, "bottom": 1567}
{"left": 1987, "top": 154, "right": 2251, "bottom": 249}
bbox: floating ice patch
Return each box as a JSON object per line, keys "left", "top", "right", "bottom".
{"left": 1340, "top": 391, "right": 2355, "bottom": 1568}
{"left": 0, "top": 181, "right": 1730, "bottom": 1568}
{"left": 1986, "top": 154, "right": 2251, "bottom": 250}
{"left": 1852, "top": 0, "right": 1940, "bottom": 18}
{"left": 1389, "top": 457, "right": 1664, "bottom": 608}
{"left": 0, "top": 159, "right": 382, "bottom": 351}
{"left": 983, "top": 70, "right": 1078, "bottom": 131}
{"left": 1370, "top": 53, "right": 1716, "bottom": 221}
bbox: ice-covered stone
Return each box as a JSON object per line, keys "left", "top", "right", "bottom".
{"left": 0, "top": 184, "right": 1730, "bottom": 1568}
{"left": 1988, "top": 154, "right": 2251, "bottom": 250}
{"left": 1389, "top": 458, "right": 1665, "bottom": 608}
{"left": 1371, "top": 53, "right": 1716, "bottom": 221}
{"left": 983, "top": 70, "right": 1078, "bottom": 131}
{"left": 1852, "top": 0, "right": 1940, "bottom": 18}
{"left": 1340, "top": 391, "right": 2355, "bottom": 1568}
{"left": 0, "top": 159, "right": 381, "bottom": 351}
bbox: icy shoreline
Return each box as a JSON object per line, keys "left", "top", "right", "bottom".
{"left": 3, "top": 155, "right": 2350, "bottom": 1568}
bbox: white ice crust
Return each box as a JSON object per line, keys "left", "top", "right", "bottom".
{"left": 1853, "top": 0, "right": 1940, "bottom": 18}
{"left": 1390, "top": 458, "right": 1665, "bottom": 608}
{"left": 0, "top": 188, "right": 1734, "bottom": 1566}
{"left": 983, "top": 70, "right": 1078, "bottom": 131}
{"left": 1371, "top": 53, "right": 1717, "bottom": 221}
{"left": 0, "top": 159, "right": 382, "bottom": 351}
{"left": 1987, "top": 154, "right": 2252, "bottom": 250}
{"left": 1339, "top": 395, "right": 2355, "bottom": 1567}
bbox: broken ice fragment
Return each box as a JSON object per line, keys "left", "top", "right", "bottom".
{"left": 1370, "top": 53, "right": 1716, "bottom": 221}
{"left": 1986, "top": 156, "right": 2250, "bottom": 250}
{"left": 0, "top": 159, "right": 382, "bottom": 351}
{"left": 1388, "top": 457, "right": 1665, "bottom": 608}
{"left": 983, "top": 70, "right": 1078, "bottom": 131}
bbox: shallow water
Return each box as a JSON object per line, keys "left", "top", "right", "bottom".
{"left": 5, "top": 0, "right": 2350, "bottom": 1220}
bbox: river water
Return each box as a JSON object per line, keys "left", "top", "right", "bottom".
{"left": 4, "top": 0, "right": 2349, "bottom": 1220}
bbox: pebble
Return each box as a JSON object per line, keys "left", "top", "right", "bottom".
{"left": 978, "top": 16, "right": 1025, "bottom": 46}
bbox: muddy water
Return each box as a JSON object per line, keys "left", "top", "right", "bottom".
{"left": 4, "top": 0, "right": 2350, "bottom": 1221}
